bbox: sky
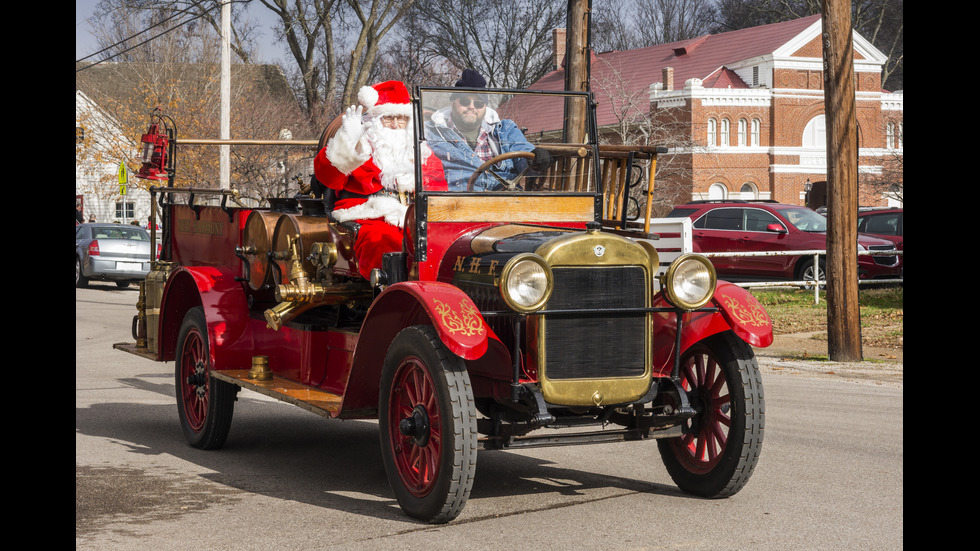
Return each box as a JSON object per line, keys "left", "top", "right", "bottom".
{"left": 75, "top": 0, "right": 286, "bottom": 64}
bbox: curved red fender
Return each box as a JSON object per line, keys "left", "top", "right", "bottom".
{"left": 367, "top": 281, "right": 491, "bottom": 360}
{"left": 339, "top": 281, "right": 495, "bottom": 417}
{"left": 651, "top": 281, "right": 773, "bottom": 376}
{"left": 711, "top": 282, "right": 774, "bottom": 348}
{"left": 158, "top": 265, "right": 252, "bottom": 369}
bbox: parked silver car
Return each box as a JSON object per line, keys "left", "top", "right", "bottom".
{"left": 75, "top": 224, "right": 155, "bottom": 288}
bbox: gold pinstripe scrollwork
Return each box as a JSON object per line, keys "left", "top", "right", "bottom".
{"left": 722, "top": 295, "right": 771, "bottom": 327}
{"left": 433, "top": 299, "right": 485, "bottom": 337}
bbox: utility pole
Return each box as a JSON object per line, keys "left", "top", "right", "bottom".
{"left": 220, "top": 0, "right": 231, "bottom": 189}
{"left": 563, "top": 0, "right": 590, "bottom": 143}
{"left": 821, "top": 0, "right": 862, "bottom": 361}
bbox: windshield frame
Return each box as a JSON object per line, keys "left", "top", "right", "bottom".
{"left": 412, "top": 86, "right": 601, "bottom": 261}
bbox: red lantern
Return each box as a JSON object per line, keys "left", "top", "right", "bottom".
{"left": 136, "top": 112, "right": 174, "bottom": 182}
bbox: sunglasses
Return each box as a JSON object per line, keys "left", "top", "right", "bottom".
{"left": 455, "top": 98, "right": 486, "bottom": 109}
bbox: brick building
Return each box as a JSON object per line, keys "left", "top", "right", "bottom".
{"left": 536, "top": 15, "right": 903, "bottom": 212}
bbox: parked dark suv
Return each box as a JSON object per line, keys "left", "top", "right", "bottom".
{"left": 667, "top": 200, "right": 901, "bottom": 283}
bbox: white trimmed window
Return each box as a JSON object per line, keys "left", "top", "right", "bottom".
{"left": 708, "top": 183, "right": 728, "bottom": 199}
{"left": 720, "top": 119, "right": 730, "bottom": 147}
{"left": 738, "top": 118, "right": 747, "bottom": 147}
{"left": 707, "top": 118, "right": 717, "bottom": 146}
{"left": 751, "top": 118, "right": 760, "bottom": 146}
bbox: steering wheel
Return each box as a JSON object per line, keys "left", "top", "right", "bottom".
{"left": 466, "top": 151, "right": 537, "bottom": 191}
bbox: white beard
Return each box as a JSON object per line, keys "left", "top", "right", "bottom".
{"left": 365, "top": 120, "right": 415, "bottom": 193}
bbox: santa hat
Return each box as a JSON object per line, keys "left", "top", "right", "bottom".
{"left": 357, "top": 80, "right": 413, "bottom": 118}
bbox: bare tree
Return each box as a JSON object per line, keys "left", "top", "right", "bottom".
{"left": 592, "top": 0, "right": 717, "bottom": 52}
{"left": 88, "top": 0, "right": 259, "bottom": 64}
{"left": 78, "top": 2, "right": 312, "bottom": 201}
{"left": 862, "top": 152, "right": 903, "bottom": 204}
{"left": 405, "top": 0, "right": 565, "bottom": 89}
{"left": 590, "top": 56, "right": 704, "bottom": 217}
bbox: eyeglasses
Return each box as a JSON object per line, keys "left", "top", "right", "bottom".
{"left": 380, "top": 115, "right": 410, "bottom": 126}
{"left": 455, "top": 98, "right": 486, "bottom": 109}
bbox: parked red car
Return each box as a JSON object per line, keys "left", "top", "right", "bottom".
{"left": 858, "top": 207, "right": 903, "bottom": 249}
{"left": 667, "top": 201, "right": 901, "bottom": 283}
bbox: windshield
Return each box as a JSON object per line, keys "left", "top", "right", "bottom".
{"left": 775, "top": 207, "right": 827, "bottom": 232}
{"left": 418, "top": 88, "right": 596, "bottom": 194}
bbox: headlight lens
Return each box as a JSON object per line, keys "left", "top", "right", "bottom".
{"left": 664, "top": 254, "right": 716, "bottom": 310}
{"left": 500, "top": 254, "right": 553, "bottom": 313}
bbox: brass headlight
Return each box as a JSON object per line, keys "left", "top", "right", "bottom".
{"left": 663, "top": 253, "right": 716, "bottom": 310}
{"left": 499, "top": 253, "right": 553, "bottom": 313}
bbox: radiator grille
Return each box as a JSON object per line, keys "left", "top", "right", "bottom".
{"left": 543, "top": 266, "right": 647, "bottom": 380}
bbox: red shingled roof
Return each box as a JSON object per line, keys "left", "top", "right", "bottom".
{"left": 518, "top": 14, "right": 822, "bottom": 133}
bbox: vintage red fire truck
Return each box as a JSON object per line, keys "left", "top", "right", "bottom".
{"left": 115, "top": 88, "right": 773, "bottom": 523}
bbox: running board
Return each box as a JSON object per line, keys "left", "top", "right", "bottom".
{"left": 212, "top": 369, "right": 343, "bottom": 419}
{"left": 479, "top": 425, "right": 683, "bottom": 450}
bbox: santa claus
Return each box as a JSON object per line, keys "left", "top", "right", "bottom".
{"left": 314, "top": 80, "right": 446, "bottom": 279}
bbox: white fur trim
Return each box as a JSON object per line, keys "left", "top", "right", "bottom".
{"left": 325, "top": 133, "right": 372, "bottom": 175}
{"left": 331, "top": 194, "right": 408, "bottom": 228}
{"left": 358, "top": 85, "right": 379, "bottom": 109}
{"left": 367, "top": 102, "right": 413, "bottom": 118}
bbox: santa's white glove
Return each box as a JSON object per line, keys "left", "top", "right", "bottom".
{"left": 385, "top": 205, "right": 408, "bottom": 228}
{"left": 340, "top": 105, "right": 365, "bottom": 141}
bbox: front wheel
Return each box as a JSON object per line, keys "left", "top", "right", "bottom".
{"left": 797, "top": 257, "right": 826, "bottom": 290}
{"left": 379, "top": 325, "right": 478, "bottom": 523}
{"left": 175, "top": 307, "right": 237, "bottom": 449}
{"left": 658, "top": 331, "right": 764, "bottom": 498}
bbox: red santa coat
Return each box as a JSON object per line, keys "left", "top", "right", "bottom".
{"left": 313, "top": 138, "right": 447, "bottom": 279}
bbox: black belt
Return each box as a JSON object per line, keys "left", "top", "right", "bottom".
{"left": 337, "top": 189, "right": 411, "bottom": 205}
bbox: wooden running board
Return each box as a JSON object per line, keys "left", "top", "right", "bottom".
{"left": 212, "top": 369, "right": 343, "bottom": 419}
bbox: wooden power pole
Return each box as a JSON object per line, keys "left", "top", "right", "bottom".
{"left": 821, "top": 0, "right": 863, "bottom": 361}
{"left": 563, "top": 0, "right": 590, "bottom": 143}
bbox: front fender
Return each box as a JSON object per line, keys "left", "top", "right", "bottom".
{"left": 340, "top": 281, "right": 492, "bottom": 417}
{"left": 711, "top": 281, "right": 773, "bottom": 348}
{"left": 652, "top": 281, "right": 773, "bottom": 375}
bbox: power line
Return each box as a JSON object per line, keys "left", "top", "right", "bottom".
{"left": 76, "top": 0, "right": 229, "bottom": 71}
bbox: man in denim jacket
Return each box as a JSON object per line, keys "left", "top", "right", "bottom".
{"left": 425, "top": 69, "right": 552, "bottom": 191}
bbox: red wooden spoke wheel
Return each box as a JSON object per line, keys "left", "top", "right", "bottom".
{"left": 379, "top": 326, "right": 477, "bottom": 523}
{"left": 175, "top": 307, "right": 236, "bottom": 450}
{"left": 658, "top": 331, "right": 765, "bottom": 498}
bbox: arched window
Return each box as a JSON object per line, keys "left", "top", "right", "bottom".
{"left": 738, "top": 118, "right": 747, "bottom": 147}
{"left": 720, "top": 119, "right": 730, "bottom": 147}
{"left": 708, "top": 183, "right": 728, "bottom": 200}
{"left": 707, "top": 118, "right": 717, "bottom": 146}
{"left": 802, "top": 115, "right": 826, "bottom": 148}
{"left": 751, "top": 118, "right": 761, "bottom": 146}
{"left": 886, "top": 121, "right": 896, "bottom": 149}
{"left": 740, "top": 182, "right": 758, "bottom": 199}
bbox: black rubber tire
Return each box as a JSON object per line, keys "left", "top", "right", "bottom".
{"left": 658, "top": 331, "right": 764, "bottom": 498}
{"left": 797, "top": 257, "right": 826, "bottom": 290}
{"left": 175, "top": 307, "right": 237, "bottom": 450}
{"left": 75, "top": 257, "right": 89, "bottom": 288}
{"left": 378, "top": 325, "right": 478, "bottom": 523}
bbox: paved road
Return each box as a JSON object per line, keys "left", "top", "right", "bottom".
{"left": 77, "top": 284, "right": 903, "bottom": 550}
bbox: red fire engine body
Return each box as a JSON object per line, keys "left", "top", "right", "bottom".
{"left": 116, "top": 88, "right": 773, "bottom": 524}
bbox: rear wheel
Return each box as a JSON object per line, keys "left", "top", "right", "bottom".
{"left": 658, "top": 331, "right": 764, "bottom": 498}
{"left": 379, "top": 325, "right": 478, "bottom": 523}
{"left": 75, "top": 257, "right": 88, "bottom": 287}
{"left": 175, "top": 307, "right": 237, "bottom": 449}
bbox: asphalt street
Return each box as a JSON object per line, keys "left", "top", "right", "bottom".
{"left": 77, "top": 283, "right": 903, "bottom": 550}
